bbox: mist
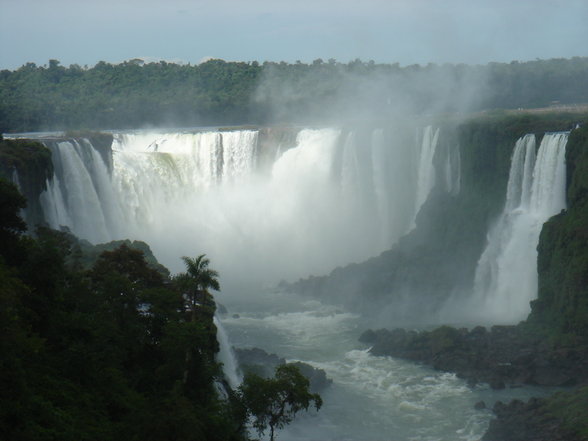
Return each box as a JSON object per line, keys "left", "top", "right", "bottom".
{"left": 253, "top": 61, "right": 490, "bottom": 125}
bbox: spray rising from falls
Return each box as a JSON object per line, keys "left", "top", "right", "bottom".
{"left": 39, "top": 126, "right": 456, "bottom": 286}
{"left": 472, "top": 132, "right": 568, "bottom": 324}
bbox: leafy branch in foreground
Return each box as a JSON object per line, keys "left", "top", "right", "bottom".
{"left": 238, "top": 364, "right": 323, "bottom": 441}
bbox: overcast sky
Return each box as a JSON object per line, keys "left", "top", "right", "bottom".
{"left": 1, "top": 0, "right": 587, "bottom": 70}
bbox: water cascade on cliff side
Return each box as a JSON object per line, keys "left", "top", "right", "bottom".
{"left": 39, "top": 126, "right": 456, "bottom": 287}
{"left": 414, "top": 125, "right": 440, "bottom": 223}
{"left": 214, "top": 316, "right": 242, "bottom": 389}
{"left": 472, "top": 132, "right": 568, "bottom": 324}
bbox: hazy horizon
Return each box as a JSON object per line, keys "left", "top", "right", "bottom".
{"left": 1, "top": 0, "right": 587, "bottom": 70}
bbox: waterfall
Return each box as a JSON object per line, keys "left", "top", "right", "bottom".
{"left": 444, "top": 141, "right": 461, "bottom": 195}
{"left": 36, "top": 126, "right": 455, "bottom": 285}
{"left": 472, "top": 132, "right": 568, "bottom": 324}
{"left": 11, "top": 168, "right": 21, "bottom": 190}
{"left": 40, "top": 140, "right": 112, "bottom": 243}
{"left": 414, "top": 126, "right": 440, "bottom": 220}
{"left": 214, "top": 316, "right": 242, "bottom": 389}
{"left": 221, "top": 130, "right": 258, "bottom": 183}
{"left": 371, "top": 129, "right": 391, "bottom": 244}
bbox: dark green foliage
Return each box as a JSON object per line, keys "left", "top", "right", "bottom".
{"left": 174, "top": 255, "right": 220, "bottom": 329}
{"left": 239, "top": 364, "right": 322, "bottom": 441}
{"left": 75, "top": 238, "right": 170, "bottom": 278}
{"left": 0, "top": 138, "right": 53, "bottom": 226}
{"left": 1, "top": 57, "right": 588, "bottom": 132}
{"left": 0, "top": 182, "right": 247, "bottom": 441}
{"left": 546, "top": 386, "right": 588, "bottom": 439}
{"left": 0, "top": 177, "right": 26, "bottom": 236}
{"left": 530, "top": 123, "right": 588, "bottom": 339}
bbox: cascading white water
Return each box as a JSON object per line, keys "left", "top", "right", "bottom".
{"left": 371, "top": 129, "right": 391, "bottom": 244}
{"left": 444, "top": 140, "right": 461, "bottom": 195}
{"left": 11, "top": 168, "right": 21, "bottom": 189}
{"left": 40, "top": 140, "right": 113, "bottom": 243}
{"left": 39, "top": 125, "right": 453, "bottom": 287}
{"left": 414, "top": 126, "right": 440, "bottom": 222}
{"left": 472, "top": 132, "right": 568, "bottom": 324}
{"left": 214, "top": 316, "right": 242, "bottom": 389}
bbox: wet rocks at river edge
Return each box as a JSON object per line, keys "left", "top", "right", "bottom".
{"left": 359, "top": 325, "right": 588, "bottom": 388}
{"left": 482, "top": 398, "right": 584, "bottom": 441}
{"left": 360, "top": 326, "right": 588, "bottom": 441}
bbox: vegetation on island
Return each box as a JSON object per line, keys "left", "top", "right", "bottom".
{"left": 238, "top": 364, "right": 323, "bottom": 441}
{"left": 0, "top": 177, "right": 321, "bottom": 441}
{"left": 1, "top": 57, "right": 588, "bottom": 133}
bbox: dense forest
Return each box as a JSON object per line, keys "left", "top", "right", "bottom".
{"left": 0, "top": 175, "right": 250, "bottom": 440}
{"left": 0, "top": 131, "right": 324, "bottom": 440}
{"left": 1, "top": 57, "right": 588, "bottom": 133}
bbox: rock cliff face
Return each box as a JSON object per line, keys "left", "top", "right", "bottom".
{"left": 0, "top": 132, "right": 114, "bottom": 229}
{"left": 482, "top": 395, "right": 586, "bottom": 441}
{"left": 288, "top": 114, "right": 584, "bottom": 322}
{"left": 0, "top": 136, "right": 52, "bottom": 227}
{"left": 530, "top": 123, "right": 588, "bottom": 338}
{"left": 360, "top": 326, "right": 588, "bottom": 389}
{"left": 359, "top": 121, "right": 588, "bottom": 441}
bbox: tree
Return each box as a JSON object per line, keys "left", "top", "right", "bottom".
{"left": 175, "top": 254, "right": 220, "bottom": 321}
{"left": 239, "top": 364, "right": 322, "bottom": 441}
{"left": 173, "top": 255, "right": 221, "bottom": 386}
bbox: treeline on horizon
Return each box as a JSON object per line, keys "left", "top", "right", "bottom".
{"left": 1, "top": 56, "right": 588, "bottom": 132}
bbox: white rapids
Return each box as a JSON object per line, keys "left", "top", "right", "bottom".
{"left": 217, "top": 289, "right": 555, "bottom": 441}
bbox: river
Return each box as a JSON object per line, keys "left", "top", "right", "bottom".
{"left": 217, "top": 288, "right": 552, "bottom": 441}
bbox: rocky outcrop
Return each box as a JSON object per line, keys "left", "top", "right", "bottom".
{"left": 0, "top": 137, "right": 53, "bottom": 227}
{"left": 528, "top": 123, "right": 588, "bottom": 338}
{"left": 0, "top": 132, "right": 115, "bottom": 229}
{"left": 360, "top": 326, "right": 588, "bottom": 389}
{"left": 256, "top": 126, "right": 300, "bottom": 173}
{"left": 234, "top": 347, "right": 332, "bottom": 392}
{"left": 359, "top": 122, "right": 588, "bottom": 441}
{"left": 482, "top": 386, "right": 588, "bottom": 441}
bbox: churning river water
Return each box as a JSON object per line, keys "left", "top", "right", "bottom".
{"left": 218, "top": 289, "right": 552, "bottom": 441}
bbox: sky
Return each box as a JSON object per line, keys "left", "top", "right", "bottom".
{"left": 1, "top": 0, "right": 587, "bottom": 70}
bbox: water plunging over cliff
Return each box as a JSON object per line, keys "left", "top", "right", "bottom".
{"left": 472, "top": 132, "right": 568, "bottom": 324}
{"left": 214, "top": 316, "right": 242, "bottom": 389}
{"left": 39, "top": 126, "right": 452, "bottom": 287}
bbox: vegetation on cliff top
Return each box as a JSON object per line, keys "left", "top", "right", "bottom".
{"left": 2, "top": 57, "right": 588, "bottom": 132}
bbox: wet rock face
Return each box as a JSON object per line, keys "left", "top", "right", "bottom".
{"left": 359, "top": 326, "right": 588, "bottom": 389}
{"left": 0, "top": 138, "right": 53, "bottom": 227}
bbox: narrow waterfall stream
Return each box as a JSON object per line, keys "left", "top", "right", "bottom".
{"left": 472, "top": 132, "right": 568, "bottom": 323}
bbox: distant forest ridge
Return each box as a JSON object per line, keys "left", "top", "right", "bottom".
{"left": 1, "top": 56, "right": 588, "bottom": 132}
